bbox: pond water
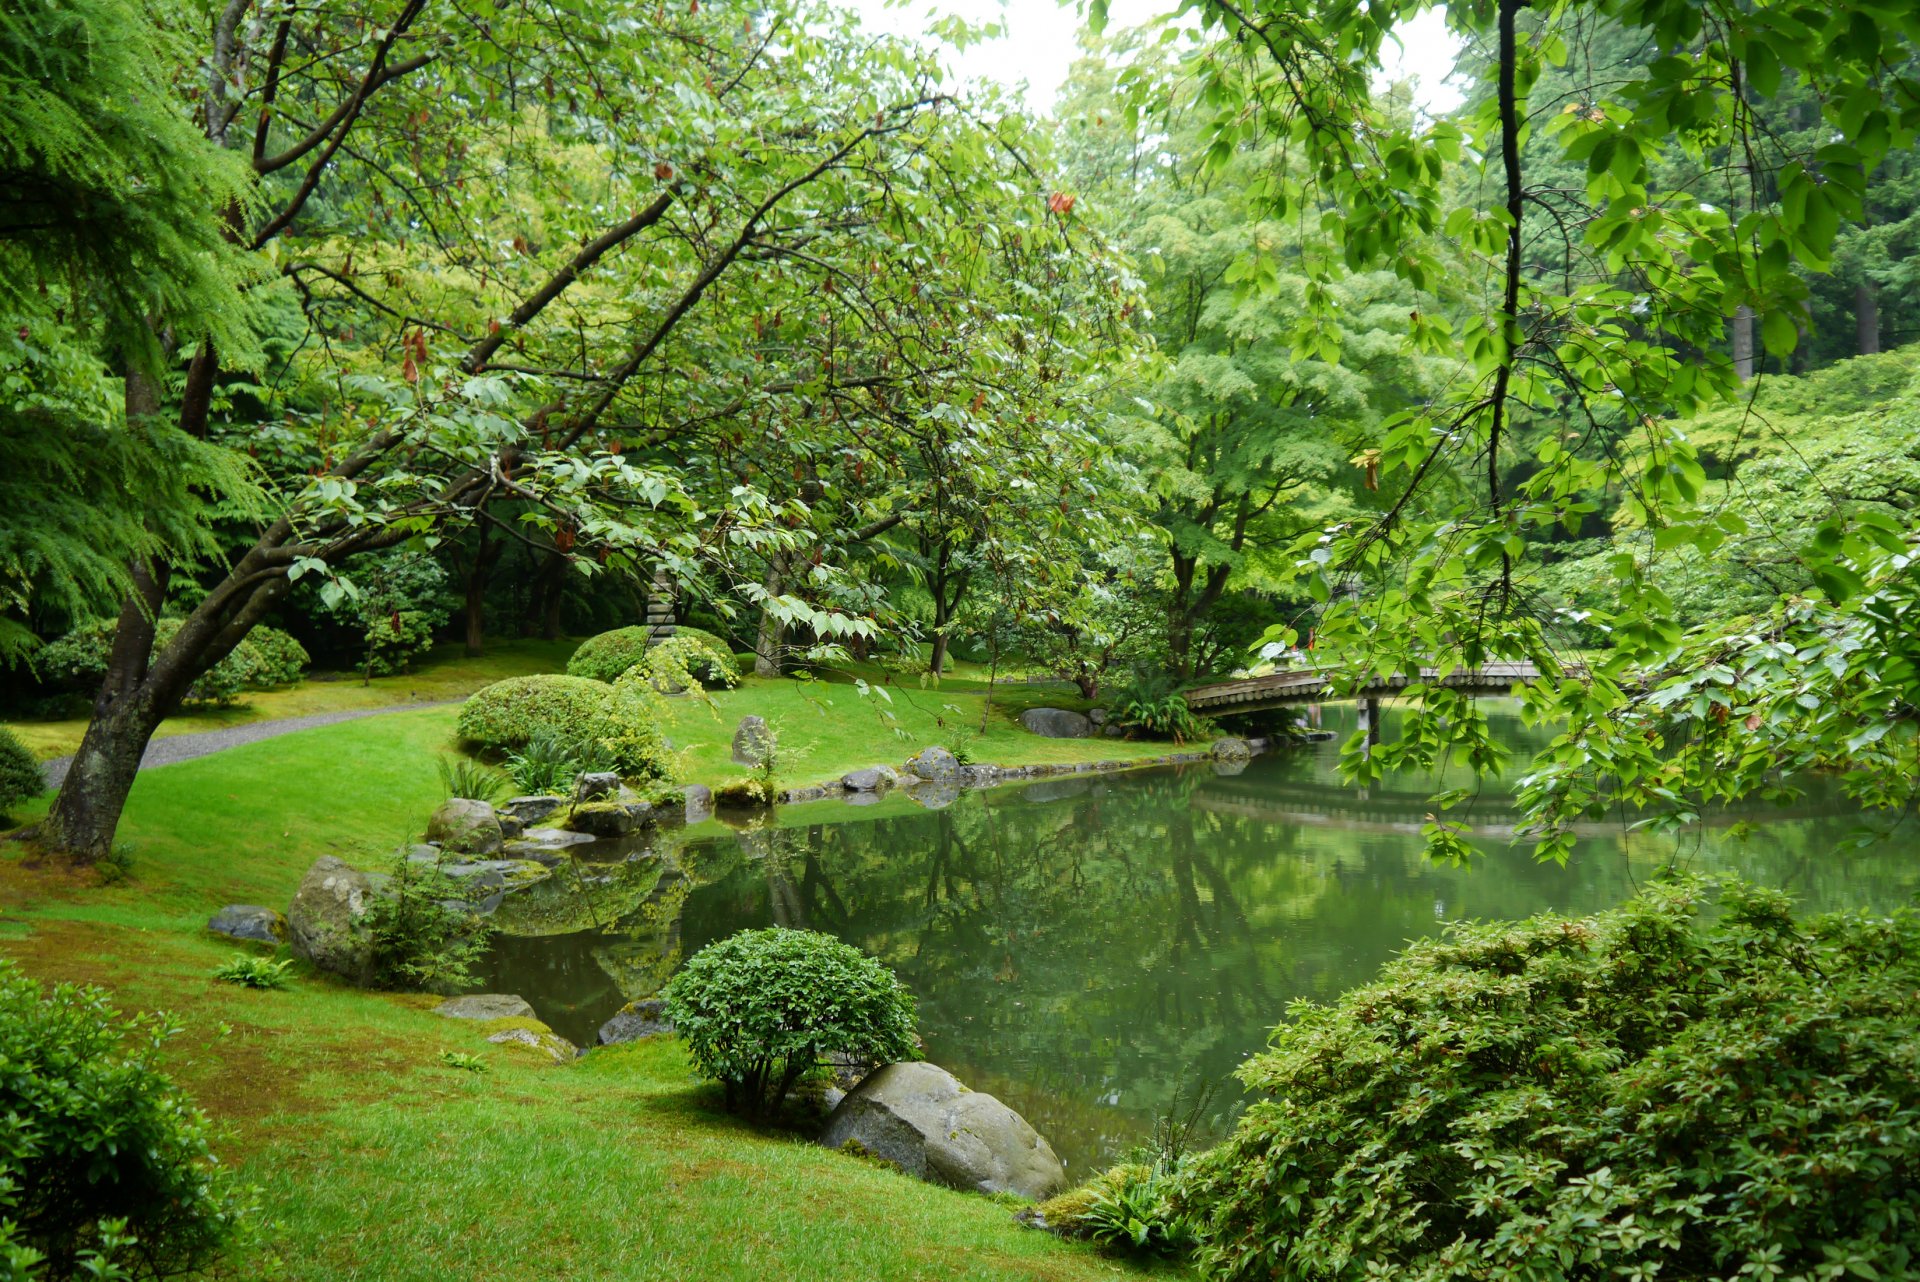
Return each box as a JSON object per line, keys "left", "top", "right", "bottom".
{"left": 477, "top": 703, "right": 1920, "bottom": 1177}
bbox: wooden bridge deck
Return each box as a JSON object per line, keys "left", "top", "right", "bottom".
{"left": 1186, "top": 661, "right": 1552, "bottom": 713}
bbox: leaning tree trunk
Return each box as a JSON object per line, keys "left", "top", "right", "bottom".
{"left": 1857, "top": 281, "right": 1881, "bottom": 356}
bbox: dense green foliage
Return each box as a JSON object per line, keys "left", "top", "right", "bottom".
{"left": 362, "top": 851, "right": 493, "bottom": 992}
{"left": 1182, "top": 879, "right": 1920, "bottom": 1281}
{"left": 0, "top": 729, "right": 38, "bottom": 821}
{"left": 456, "top": 675, "right": 670, "bottom": 782}
{"left": 30, "top": 621, "right": 307, "bottom": 709}
{"left": 0, "top": 960, "right": 248, "bottom": 1278}
{"left": 662, "top": 928, "right": 919, "bottom": 1124}
{"left": 567, "top": 626, "right": 737, "bottom": 687}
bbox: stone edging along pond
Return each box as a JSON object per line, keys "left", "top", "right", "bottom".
{"left": 762, "top": 729, "right": 1321, "bottom": 811}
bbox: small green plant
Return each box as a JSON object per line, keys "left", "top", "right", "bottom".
{"left": 662, "top": 928, "right": 918, "bottom": 1124}
{"left": 435, "top": 754, "right": 508, "bottom": 803}
{"left": 362, "top": 849, "right": 493, "bottom": 991}
{"left": 94, "top": 841, "right": 135, "bottom": 885}
{"left": 210, "top": 956, "right": 292, "bottom": 990}
{"left": 0, "top": 727, "right": 41, "bottom": 823}
{"left": 0, "top": 959, "right": 253, "bottom": 1278}
{"left": 503, "top": 729, "right": 577, "bottom": 795}
{"left": 1107, "top": 668, "right": 1212, "bottom": 743}
{"left": 1080, "top": 1164, "right": 1194, "bottom": 1257}
{"left": 438, "top": 1050, "right": 488, "bottom": 1074}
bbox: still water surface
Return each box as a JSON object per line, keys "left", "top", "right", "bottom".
{"left": 480, "top": 704, "right": 1919, "bottom": 1175}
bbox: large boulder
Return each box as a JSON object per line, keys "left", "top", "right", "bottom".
{"left": 573, "top": 771, "right": 622, "bottom": 803}
{"left": 287, "top": 856, "right": 375, "bottom": 982}
{"left": 502, "top": 795, "right": 564, "bottom": 826}
{"left": 819, "top": 1061, "right": 1066, "bottom": 1200}
{"left": 436, "top": 993, "right": 535, "bottom": 1021}
{"left": 1018, "top": 707, "right": 1093, "bottom": 739}
{"left": 907, "top": 746, "right": 958, "bottom": 782}
{"left": 731, "top": 715, "right": 773, "bottom": 766}
{"left": 208, "top": 904, "right": 286, "bottom": 945}
{"left": 1210, "top": 736, "right": 1253, "bottom": 762}
{"left": 425, "top": 798, "right": 503, "bottom": 855}
{"left": 597, "top": 997, "right": 673, "bottom": 1045}
{"left": 564, "top": 801, "right": 648, "bottom": 839}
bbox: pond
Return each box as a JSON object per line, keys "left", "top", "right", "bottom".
{"left": 476, "top": 702, "right": 1920, "bottom": 1178}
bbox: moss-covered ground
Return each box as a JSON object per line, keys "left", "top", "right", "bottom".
{"left": 0, "top": 650, "right": 1179, "bottom": 1280}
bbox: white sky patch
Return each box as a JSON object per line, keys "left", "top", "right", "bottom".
{"left": 836, "top": 0, "right": 1465, "bottom": 117}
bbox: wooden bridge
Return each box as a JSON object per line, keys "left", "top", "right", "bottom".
{"left": 1185, "top": 661, "right": 1552, "bottom": 715}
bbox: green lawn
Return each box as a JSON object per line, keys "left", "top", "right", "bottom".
{"left": 5, "top": 637, "right": 578, "bottom": 761}
{"left": 0, "top": 671, "right": 1175, "bottom": 1281}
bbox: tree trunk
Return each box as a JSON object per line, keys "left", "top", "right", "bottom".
{"left": 754, "top": 556, "right": 786, "bottom": 678}
{"left": 1857, "top": 281, "right": 1881, "bottom": 356}
{"left": 462, "top": 522, "right": 502, "bottom": 657}
{"left": 1732, "top": 305, "right": 1757, "bottom": 381}
{"left": 533, "top": 552, "right": 568, "bottom": 640}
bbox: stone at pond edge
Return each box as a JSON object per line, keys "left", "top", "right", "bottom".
{"left": 436, "top": 993, "right": 534, "bottom": 1021}
{"left": 574, "top": 771, "right": 621, "bottom": 803}
{"left": 907, "top": 745, "right": 958, "bottom": 782}
{"left": 425, "top": 798, "right": 504, "bottom": 856}
{"left": 1211, "top": 736, "right": 1253, "bottom": 762}
{"left": 731, "top": 715, "right": 773, "bottom": 766}
{"left": 1018, "top": 707, "right": 1094, "bottom": 739}
{"left": 841, "top": 766, "right": 895, "bottom": 792}
{"left": 597, "top": 997, "right": 673, "bottom": 1045}
{"left": 819, "top": 1061, "right": 1066, "bottom": 1201}
{"left": 288, "top": 856, "right": 375, "bottom": 983}
{"left": 208, "top": 904, "right": 286, "bottom": 945}
{"left": 564, "top": 801, "right": 648, "bottom": 838}
{"left": 503, "top": 795, "right": 564, "bottom": 826}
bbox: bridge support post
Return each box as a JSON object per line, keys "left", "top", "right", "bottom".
{"left": 1358, "top": 697, "right": 1382, "bottom": 755}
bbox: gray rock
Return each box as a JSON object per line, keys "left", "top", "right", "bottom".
{"left": 783, "top": 785, "right": 828, "bottom": 803}
{"left": 957, "top": 764, "right": 999, "bottom": 789}
{"left": 1211, "top": 736, "right": 1253, "bottom": 762}
{"left": 683, "top": 784, "right": 714, "bottom": 823}
{"left": 842, "top": 767, "right": 893, "bottom": 792}
{"left": 506, "top": 827, "right": 598, "bottom": 852}
{"left": 208, "top": 904, "right": 286, "bottom": 945}
{"left": 1101, "top": 723, "right": 1125, "bottom": 738}
{"left": 503, "top": 795, "right": 564, "bottom": 825}
{"left": 1018, "top": 707, "right": 1094, "bottom": 739}
{"left": 425, "top": 797, "right": 503, "bottom": 856}
{"left": 498, "top": 813, "right": 525, "bottom": 839}
{"left": 573, "top": 771, "right": 622, "bottom": 803}
{"left": 597, "top": 997, "right": 672, "bottom": 1045}
{"left": 1087, "top": 706, "right": 1109, "bottom": 726}
{"left": 436, "top": 993, "right": 535, "bottom": 1021}
{"left": 731, "top": 715, "right": 773, "bottom": 767}
{"left": 908, "top": 745, "right": 958, "bottom": 782}
{"left": 819, "top": 1061, "right": 1066, "bottom": 1200}
{"left": 486, "top": 1025, "right": 579, "bottom": 1062}
{"left": 566, "top": 803, "right": 639, "bottom": 839}
{"left": 287, "top": 856, "right": 375, "bottom": 982}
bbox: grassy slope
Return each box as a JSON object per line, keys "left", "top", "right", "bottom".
{"left": 663, "top": 670, "right": 1177, "bottom": 793}
{"left": 0, "top": 703, "right": 1164, "bottom": 1280}
{"left": 5, "top": 638, "right": 577, "bottom": 760}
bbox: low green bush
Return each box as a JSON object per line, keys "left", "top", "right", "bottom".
{"left": 662, "top": 928, "right": 918, "bottom": 1123}
{"left": 0, "top": 959, "right": 251, "bottom": 1278}
{"left": 1181, "top": 878, "right": 1920, "bottom": 1282}
{"left": 1106, "top": 668, "right": 1211, "bottom": 743}
{"left": 455, "top": 674, "right": 671, "bottom": 781}
{"left": 30, "top": 619, "right": 309, "bottom": 707}
{"left": 567, "top": 625, "right": 737, "bottom": 686}
{"left": 0, "top": 728, "right": 41, "bottom": 822}
{"left": 211, "top": 956, "right": 292, "bottom": 990}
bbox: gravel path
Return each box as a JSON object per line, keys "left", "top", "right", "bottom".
{"left": 40, "top": 700, "right": 460, "bottom": 790}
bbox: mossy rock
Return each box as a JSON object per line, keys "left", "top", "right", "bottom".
{"left": 479, "top": 1015, "right": 579, "bottom": 1063}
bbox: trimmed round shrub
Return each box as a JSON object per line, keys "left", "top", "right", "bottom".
{"left": 0, "top": 959, "right": 251, "bottom": 1277}
{"left": 456, "top": 674, "right": 670, "bottom": 781}
{"left": 0, "top": 728, "right": 41, "bottom": 822}
{"left": 30, "top": 619, "right": 308, "bottom": 707}
{"left": 662, "top": 927, "right": 918, "bottom": 1123}
{"left": 1181, "top": 878, "right": 1920, "bottom": 1282}
{"left": 567, "top": 625, "right": 736, "bottom": 686}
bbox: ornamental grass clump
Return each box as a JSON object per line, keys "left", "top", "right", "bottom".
{"left": 662, "top": 928, "right": 918, "bottom": 1124}
{"left": 1180, "top": 877, "right": 1920, "bottom": 1282}
{"left": 0, "top": 959, "right": 252, "bottom": 1279}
